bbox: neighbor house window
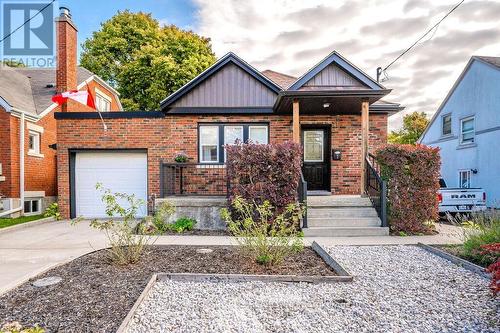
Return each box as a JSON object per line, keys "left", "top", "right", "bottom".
{"left": 95, "top": 92, "right": 111, "bottom": 112}
{"left": 459, "top": 170, "right": 471, "bottom": 188}
{"left": 28, "top": 131, "right": 40, "bottom": 154}
{"left": 442, "top": 114, "right": 451, "bottom": 136}
{"left": 24, "top": 199, "right": 41, "bottom": 215}
{"left": 199, "top": 123, "right": 269, "bottom": 163}
{"left": 460, "top": 116, "right": 475, "bottom": 144}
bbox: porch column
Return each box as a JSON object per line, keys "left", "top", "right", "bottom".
{"left": 292, "top": 99, "right": 300, "bottom": 143}
{"left": 360, "top": 99, "right": 369, "bottom": 195}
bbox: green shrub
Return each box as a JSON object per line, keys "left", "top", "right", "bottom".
{"left": 220, "top": 196, "right": 304, "bottom": 266}
{"left": 151, "top": 201, "right": 175, "bottom": 233}
{"left": 84, "top": 183, "right": 155, "bottom": 265}
{"left": 43, "top": 202, "right": 61, "bottom": 220}
{"left": 170, "top": 216, "right": 196, "bottom": 233}
{"left": 449, "top": 209, "right": 500, "bottom": 266}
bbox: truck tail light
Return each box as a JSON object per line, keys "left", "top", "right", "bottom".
{"left": 438, "top": 193, "right": 442, "bottom": 203}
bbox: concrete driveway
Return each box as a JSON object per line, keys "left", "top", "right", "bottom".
{"left": 0, "top": 220, "right": 108, "bottom": 295}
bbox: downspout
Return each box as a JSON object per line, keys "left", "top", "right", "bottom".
{"left": 19, "top": 110, "right": 25, "bottom": 216}
{"left": 0, "top": 111, "right": 24, "bottom": 217}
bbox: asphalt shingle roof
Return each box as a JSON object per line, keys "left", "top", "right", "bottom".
{"left": 0, "top": 66, "right": 93, "bottom": 115}
{"left": 476, "top": 56, "right": 500, "bottom": 69}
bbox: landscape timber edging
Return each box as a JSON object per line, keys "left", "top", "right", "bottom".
{"left": 417, "top": 243, "right": 491, "bottom": 279}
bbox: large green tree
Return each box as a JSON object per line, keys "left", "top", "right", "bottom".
{"left": 80, "top": 11, "right": 216, "bottom": 110}
{"left": 388, "top": 111, "right": 430, "bottom": 144}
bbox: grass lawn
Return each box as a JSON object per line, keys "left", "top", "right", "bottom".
{"left": 0, "top": 214, "right": 45, "bottom": 229}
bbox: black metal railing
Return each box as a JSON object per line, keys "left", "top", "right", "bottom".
{"left": 365, "top": 153, "right": 388, "bottom": 227}
{"left": 160, "top": 162, "right": 228, "bottom": 197}
{"left": 298, "top": 171, "right": 308, "bottom": 228}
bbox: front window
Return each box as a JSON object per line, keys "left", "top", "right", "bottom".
{"left": 199, "top": 124, "right": 269, "bottom": 163}
{"left": 459, "top": 170, "right": 471, "bottom": 188}
{"left": 460, "top": 116, "right": 474, "bottom": 144}
{"left": 442, "top": 114, "right": 451, "bottom": 136}
{"left": 28, "top": 131, "right": 40, "bottom": 154}
{"left": 199, "top": 126, "right": 219, "bottom": 163}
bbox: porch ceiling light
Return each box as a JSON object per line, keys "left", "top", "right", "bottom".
{"left": 323, "top": 103, "right": 331, "bottom": 108}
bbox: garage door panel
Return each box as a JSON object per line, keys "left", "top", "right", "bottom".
{"left": 75, "top": 152, "right": 147, "bottom": 218}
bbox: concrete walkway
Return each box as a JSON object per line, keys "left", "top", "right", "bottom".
{"left": 0, "top": 220, "right": 463, "bottom": 295}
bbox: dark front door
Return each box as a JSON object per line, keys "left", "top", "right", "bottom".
{"left": 302, "top": 128, "right": 330, "bottom": 191}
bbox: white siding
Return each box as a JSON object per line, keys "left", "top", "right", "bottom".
{"left": 420, "top": 60, "right": 500, "bottom": 206}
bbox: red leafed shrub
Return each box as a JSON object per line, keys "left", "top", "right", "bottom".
{"left": 226, "top": 141, "right": 302, "bottom": 210}
{"left": 481, "top": 243, "right": 500, "bottom": 295}
{"left": 376, "top": 144, "right": 441, "bottom": 234}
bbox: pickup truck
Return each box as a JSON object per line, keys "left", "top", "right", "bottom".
{"left": 438, "top": 178, "right": 487, "bottom": 215}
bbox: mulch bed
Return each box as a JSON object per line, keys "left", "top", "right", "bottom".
{"left": 0, "top": 245, "right": 336, "bottom": 333}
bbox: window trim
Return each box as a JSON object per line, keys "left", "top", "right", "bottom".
{"left": 458, "top": 169, "right": 472, "bottom": 188}
{"left": 248, "top": 125, "right": 269, "bottom": 144}
{"left": 441, "top": 113, "right": 452, "bottom": 137}
{"left": 460, "top": 116, "right": 475, "bottom": 145}
{"left": 95, "top": 88, "right": 112, "bottom": 112}
{"left": 24, "top": 198, "right": 42, "bottom": 216}
{"left": 198, "top": 123, "right": 270, "bottom": 164}
{"left": 27, "top": 130, "right": 44, "bottom": 157}
{"left": 199, "top": 125, "right": 220, "bottom": 163}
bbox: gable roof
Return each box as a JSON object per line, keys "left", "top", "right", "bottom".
{"left": 261, "top": 69, "right": 296, "bottom": 89}
{"left": 418, "top": 55, "right": 500, "bottom": 143}
{"left": 160, "top": 52, "right": 282, "bottom": 110}
{"left": 288, "top": 51, "right": 385, "bottom": 91}
{"left": 0, "top": 66, "right": 121, "bottom": 116}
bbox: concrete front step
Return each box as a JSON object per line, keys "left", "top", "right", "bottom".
{"left": 303, "top": 226, "right": 389, "bottom": 237}
{"left": 307, "top": 207, "right": 379, "bottom": 218}
{"left": 307, "top": 217, "right": 381, "bottom": 227}
{"left": 307, "top": 195, "right": 373, "bottom": 208}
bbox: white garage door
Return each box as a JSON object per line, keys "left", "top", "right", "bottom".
{"left": 75, "top": 152, "right": 148, "bottom": 218}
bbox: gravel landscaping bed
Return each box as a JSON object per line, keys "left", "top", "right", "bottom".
{"left": 127, "top": 245, "right": 499, "bottom": 333}
{"left": 0, "top": 245, "right": 334, "bottom": 332}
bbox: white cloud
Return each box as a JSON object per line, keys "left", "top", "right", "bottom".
{"left": 193, "top": 0, "right": 500, "bottom": 131}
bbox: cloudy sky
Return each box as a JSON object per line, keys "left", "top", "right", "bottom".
{"left": 65, "top": 0, "right": 500, "bottom": 129}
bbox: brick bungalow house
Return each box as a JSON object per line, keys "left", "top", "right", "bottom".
{"left": 0, "top": 8, "right": 122, "bottom": 218}
{"left": 54, "top": 49, "right": 402, "bottom": 235}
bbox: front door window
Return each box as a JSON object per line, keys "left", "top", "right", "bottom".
{"left": 303, "top": 130, "right": 324, "bottom": 162}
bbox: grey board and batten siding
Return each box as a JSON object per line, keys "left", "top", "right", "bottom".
{"left": 172, "top": 63, "right": 278, "bottom": 108}
{"left": 300, "top": 63, "right": 368, "bottom": 90}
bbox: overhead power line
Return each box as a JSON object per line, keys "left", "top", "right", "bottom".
{"left": 0, "top": 0, "right": 56, "bottom": 44}
{"left": 377, "top": 0, "right": 465, "bottom": 82}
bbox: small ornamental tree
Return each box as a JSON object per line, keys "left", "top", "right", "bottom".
{"left": 376, "top": 144, "right": 441, "bottom": 234}
{"left": 225, "top": 141, "right": 302, "bottom": 212}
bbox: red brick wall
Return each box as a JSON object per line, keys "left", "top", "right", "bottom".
{"left": 0, "top": 108, "right": 12, "bottom": 198}
{"left": 56, "top": 113, "right": 388, "bottom": 218}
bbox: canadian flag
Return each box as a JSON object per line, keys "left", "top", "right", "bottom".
{"left": 52, "top": 86, "right": 96, "bottom": 109}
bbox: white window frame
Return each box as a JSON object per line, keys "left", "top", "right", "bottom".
{"left": 303, "top": 130, "right": 324, "bottom": 163}
{"left": 441, "top": 113, "right": 452, "bottom": 136}
{"left": 24, "top": 198, "right": 42, "bottom": 215}
{"left": 460, "top": 116, "right": 475, "bottom": 145}
{"left": 28, "top": 130, "right": 43, "bottom": 157}
{"left": 458, "top": 170, "right": 472, "bottom": 189}
{"left": 248, "top": 125, "right": 269, "bottom": 144}
{"left": 199, "top": 126, "right": 220, "bottom": 163}
{"left": 95, "top": 88, "right": 112, "bottom": 112}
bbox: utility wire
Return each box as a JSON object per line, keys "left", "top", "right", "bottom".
{"left": 377, "top": 0, "right": 465, "bottom": 82}
{"left": 0, "top": 0, "right": 56, "bottom": 44}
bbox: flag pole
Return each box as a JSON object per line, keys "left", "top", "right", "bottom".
{"left": 87, "top": 83, "right": 107, "bottom": 131}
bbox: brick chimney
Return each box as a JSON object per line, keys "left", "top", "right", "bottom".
{"left": 55, "top": 7, "right": 77, "bottom": 112}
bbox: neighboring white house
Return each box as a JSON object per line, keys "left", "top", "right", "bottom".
{"left": 419, "top": 56, "right": 500, "bottom": 207}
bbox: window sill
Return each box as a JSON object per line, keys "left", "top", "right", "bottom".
{"left": 0, "top": 176, "right": 5, "bottom": 182}
{"left": 456, "top": 143, "right": 477, "bottom": 150}
{"left": 28, "top": 151, "right": 44, "bottom": 158}
{"left": 440, "top": 134, "right": 453, "bottom": 139}
{"left": 197, "top": 164, "right": 226, "bottom": 168}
